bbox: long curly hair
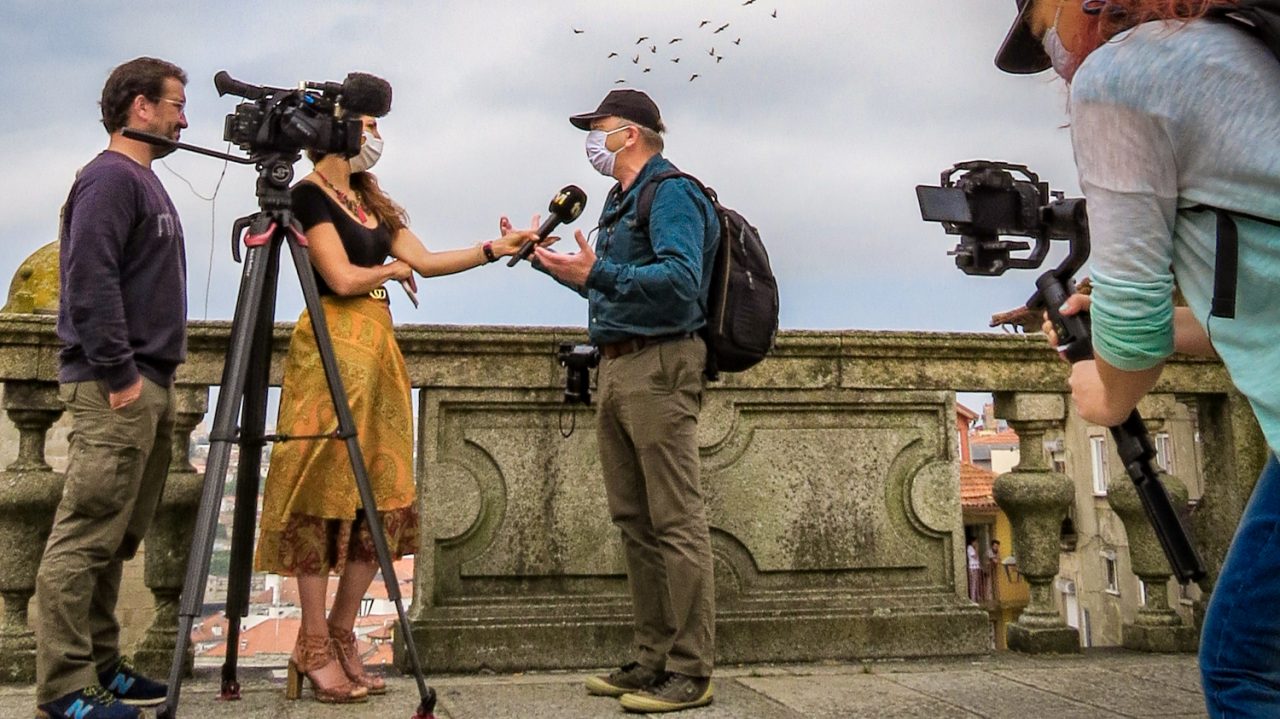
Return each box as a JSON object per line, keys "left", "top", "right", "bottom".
{"left": 1072, "top": 0, "right": 1241, "bottom": 68}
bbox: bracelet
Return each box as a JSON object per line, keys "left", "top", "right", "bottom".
{"left": 482, "top": 241, "right": 497, "bottom": 263}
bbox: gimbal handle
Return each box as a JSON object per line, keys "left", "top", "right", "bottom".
{"left": 1032, "top": 275, "right": 1207, "bottom": 585}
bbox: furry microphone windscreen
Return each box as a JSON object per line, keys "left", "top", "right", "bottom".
{"left": 341, "top": 72, "right": 393, "bottom": 117}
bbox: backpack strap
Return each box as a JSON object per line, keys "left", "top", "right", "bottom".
{"left": 635, "top": 170, "right": 717, "bottom": 232}
{"left": 1183, "top": 204, "right": 1280, "bottom": 319}
{"left": 1206, "top": 1, "right": 1280, "bottom": 59}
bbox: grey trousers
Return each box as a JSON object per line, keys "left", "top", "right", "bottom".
{"left": 596, "top": 336, "right": 715, "bottom": 678}
{"left": 35, "top": 378, "right": 174, "bottom": 704}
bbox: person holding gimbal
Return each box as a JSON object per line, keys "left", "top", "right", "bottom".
{"left": 995, "top": 1, "right": 1280, "bottom": 715}
{"left": 252, "top": 74, "right": 539, "bottom": 704}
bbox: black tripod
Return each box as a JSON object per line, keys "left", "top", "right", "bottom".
{"left": 154, "top": 150, "right": 437, "bottom": 719}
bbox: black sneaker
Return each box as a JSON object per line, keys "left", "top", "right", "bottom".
{"left": 36, "top": 685, "right": 141, "bottom": 719}
{"left": 97, "top": 656, "right": 167, "bottom": 707}
{"left": 585, "top": 662, "right": 664, "bottom": 697}
{"left": 619, "top": 672, "right": 713, "bottom": 713}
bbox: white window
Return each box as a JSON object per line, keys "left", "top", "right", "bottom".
{"left": 1103, "top": 550, "right": 1120, "bottom": 595}
{"left": 1090, "top": 436, "right": 1110, "bottom": 495}
{"left": 1154, "top": 432, "right": 1175, "bottom": 475}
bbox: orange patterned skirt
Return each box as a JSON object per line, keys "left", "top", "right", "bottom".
{"left": 254, "top": 295, "right": 418, "bottom": 576}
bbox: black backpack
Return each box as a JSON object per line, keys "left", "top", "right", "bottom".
{"left": 1190, "top": 0, "right": 1280, "bottom": 318}
{"left": 636, "top": 170, "right": 779, "bottom": 379}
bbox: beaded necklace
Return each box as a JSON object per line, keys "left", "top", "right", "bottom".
{"left": 314, "top": 170, "right": 369, "bottom": 224}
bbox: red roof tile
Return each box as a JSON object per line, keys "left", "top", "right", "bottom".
{"left": 203, "top": 618, "right": 302, "bottom": 657}
{"left": 961, "top": 463, "right": 998, "bottom": 511}
{"left": 970, "top": 429, "right": 1020, "bottom": 447}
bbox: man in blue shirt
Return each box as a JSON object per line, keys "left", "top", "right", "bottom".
{"left": 534, "top": 89, "right": 720, "bottom": 713}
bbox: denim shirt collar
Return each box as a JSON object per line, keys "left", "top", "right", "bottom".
{"left": 600, "top": 153, "right": 671, "bottom": 227}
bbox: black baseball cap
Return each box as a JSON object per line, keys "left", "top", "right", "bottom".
{"left": 995, "top": 0, "right": 1052, "bottom": 74}
{"left": 569, "top": 89, "right": 664, "bottom": 132}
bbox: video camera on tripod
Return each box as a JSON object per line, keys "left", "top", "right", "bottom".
{"left": 214, "top": 70, "right": 376, "bottom": 158}
{"left": 916, "top": 160, "right": 1207, "bottom": 586}
{"left": 123, "top": 71, "right": 438, "bottom": 719}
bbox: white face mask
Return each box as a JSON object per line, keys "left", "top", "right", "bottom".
{"left": 349, "top": 130, "right": 383, "bottom": 173}
{"left": 1042, "top": 5, "right": 1075, "bottom": 80}
{"left": 585, "top": 126, "right": 632, "bottom": 177}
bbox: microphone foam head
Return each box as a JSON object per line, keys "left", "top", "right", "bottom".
{"left": 550, "top": 185, "right": 588, "bottom": 221}
{"left": 341, "top": 72, "right": 393, "bottom": 117}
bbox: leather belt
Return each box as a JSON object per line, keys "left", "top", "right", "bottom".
{"left": 599, "top": 332, "right": 695, "bottom": 360}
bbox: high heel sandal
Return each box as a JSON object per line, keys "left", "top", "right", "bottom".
{"left": 286, "top": 633, "right": 369, "bottom": 703}
{"left": 329, "top": 626, "right": 388, "bottom": 695}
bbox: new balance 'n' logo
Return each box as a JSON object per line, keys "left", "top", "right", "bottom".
{"left": 66, "top": 698, "right": 95, "bottom": 719}
{"left": 107, "top": 671, "right": 135, "bottom": 695}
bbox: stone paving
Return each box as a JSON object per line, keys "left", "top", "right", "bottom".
{"left": 3, "top": 650, "right": 1206, "bottom": 718}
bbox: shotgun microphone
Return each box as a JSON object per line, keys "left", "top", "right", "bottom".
{"left": 508, "top": 185, "right": 588, "bottom": 266}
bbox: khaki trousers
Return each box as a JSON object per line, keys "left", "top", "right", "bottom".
{"left": 35, "top": 378, "right": 174, "bottom": 704}
{"left": 596, "top": 336, "right": 715, "bottom": 678}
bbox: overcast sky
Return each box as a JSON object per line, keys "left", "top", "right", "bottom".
{"left": 0, "top": 1, "right": 1085, "bottom": 333}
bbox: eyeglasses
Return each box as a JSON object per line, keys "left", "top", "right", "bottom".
{"left": 153, "top": 97, "right": 187, "bottom": 114}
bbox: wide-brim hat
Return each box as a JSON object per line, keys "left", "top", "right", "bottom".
{"left": 995, "top": 0, "right": 1052, "bottom": 74}
{"left": 569, "top": 89, "right": 662, "bottom": 132}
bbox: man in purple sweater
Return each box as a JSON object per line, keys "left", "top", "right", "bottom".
{"left": 35, "top": 57, "right": 189, "bottom": 719}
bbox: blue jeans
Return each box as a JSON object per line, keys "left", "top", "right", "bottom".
{"left": 1201, "top": 454, "right": 1280, "bottom": 717}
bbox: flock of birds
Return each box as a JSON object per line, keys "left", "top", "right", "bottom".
{"left": 572, "top": 0, "right": 779, "bottom": 84}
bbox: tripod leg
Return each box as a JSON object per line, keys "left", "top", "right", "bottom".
{"left": 286, "top": 235, "right": 437, "bottom": 718}
{"left": 219, "top": 237, "right": 283, "bottom": 701}
{"left": 156, "top": 231, "right": 280, "bottom": 719}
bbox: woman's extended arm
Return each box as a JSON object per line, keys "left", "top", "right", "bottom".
{"left": 390, "top": 226, "right": 538, "bottom": 278}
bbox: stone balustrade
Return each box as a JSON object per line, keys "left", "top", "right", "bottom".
{"left": 0, "top": 314, "right": 1264, "bottom": 680}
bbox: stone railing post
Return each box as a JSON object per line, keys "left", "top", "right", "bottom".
{"left": 992, "top": 391, "right": 1079, "bottom": 653}
{"left": 0, "top": 382, "right": 64, "bottom": 682}
{"left": 1179, "top": 390, "right": 1267, "bottom": 596}
{"left": 133, "top": 385, "right": 208, "bottom": 679}
{"left": 1106, "top": 395, "right": 1198, "bottom": 652}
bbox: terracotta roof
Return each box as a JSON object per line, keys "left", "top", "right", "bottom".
{"left": 190, "top": 613, "right": 230, "bottom": 644}
{"left": 960, "top": 463, "right": 998, "bottom": 511}
{"left": 203, "top": 618, "right": 301, "bottom": 657}
{"left": 956, "top": 403, "right": 979, "bottom": 421}
{"left": 970, "top": 429, "right": 1019, "bottom": 447}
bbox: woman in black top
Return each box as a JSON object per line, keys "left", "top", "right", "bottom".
{"left": 254, "top": 81, "right": 538, "bottom": 704}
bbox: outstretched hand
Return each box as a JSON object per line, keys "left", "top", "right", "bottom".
{"left": 534, "top": 230, "right": 596, "bottom": 287}
{"left": 498, "top": 214, "right": 558, "bottom": 257}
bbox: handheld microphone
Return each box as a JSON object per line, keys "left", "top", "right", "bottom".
{"left": 508, "top": 185, "right": 588, "bottom": 267}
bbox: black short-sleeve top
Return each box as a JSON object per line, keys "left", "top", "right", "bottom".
{"left": 290, "top": 181, "right": 394, "bottom": 296}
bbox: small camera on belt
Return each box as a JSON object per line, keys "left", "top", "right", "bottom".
{"left": 557, "top": 343, "right": 600, "bottom": 405}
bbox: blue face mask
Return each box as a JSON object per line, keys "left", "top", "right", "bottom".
{"left": 585, "top": 126, "right": 633, "bottom": 177}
